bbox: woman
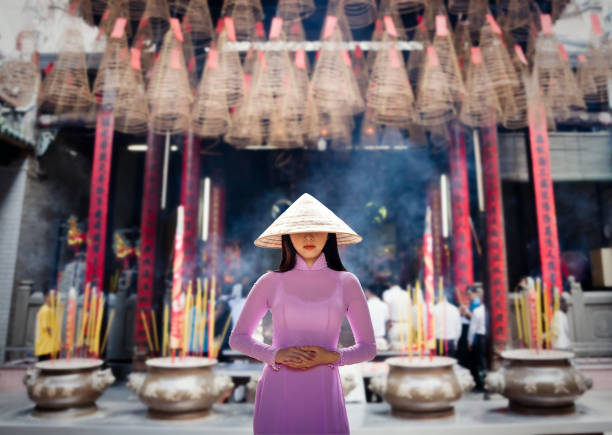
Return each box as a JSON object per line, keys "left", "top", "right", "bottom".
{"left": 229, "top": 193, "right": 376, "bottom": 434}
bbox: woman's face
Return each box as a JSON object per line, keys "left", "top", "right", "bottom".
{"left": 289, "top": 232, "right": 328, "bottom": 261}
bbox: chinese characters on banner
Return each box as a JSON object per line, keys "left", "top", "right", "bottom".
{"left": 528, "top": 102, "right": 563, "bottom": 302}
{"left": 135, "top": 130, "right": 163, "bottom": 350}
{"left": 479, "top": 125, "right": 509, "bottom": 352}
{"left": 84, "top": 110, "right": 115, "bottom": 290}
{"left": 449, "top": 124, "right": 473, "bottom": 304}
{"left": 180, "top": 131, "right": 201, "bottom": 286}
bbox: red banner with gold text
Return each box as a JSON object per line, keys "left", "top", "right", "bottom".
{"left": 449, "top": 123, "right": 473, "bottom": 304}
{"left": 528, "top": 102, "right": 562, "bottom": 299}
{"left": 479, "top": 125, "right": 509, "bottom": 352}
{"left": 85, "top": 110, "right": 114, "bottom": 289}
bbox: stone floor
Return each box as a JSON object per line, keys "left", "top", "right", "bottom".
{"left": 1, "top": 384, "right": 612, "bottom": 434}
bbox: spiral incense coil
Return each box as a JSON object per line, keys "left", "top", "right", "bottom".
{"left": 39, "top": 27, "right": 94, "bottom": 115}
{"left": 311, "top": 23, "right": 364, "bottom": 116}
{"left": 480, "top": 20, "right": 520, "bottom": 88}
{"left": 406, "top": 21, "right": 428, "bottom": 91}
{"left": 92, "top": 32, "right": 130, "bottom": 105}
{"left": 221, "top": 0, "right": 264, "bottom": 41}
{"left": 415, "top": 44, "right": 456, "bottom": 126}
{"left": 0, "top": 60, "right": 40, "bottom": 110}
{"left": 268, "top": 102, "right": 306, "bottom": 148}
{"left": 367, "top": 33, "right": 416, "bottom": 127}
{"left": 501, "top": 0, "right": 539, "bottom": 42}
{"left": 143, "top": 0, "right": 170, "bottom": 43}
{"left": 283, "top": 18, "right": 307, "bottom": 43}
{"left": 276, "top": 0, "right": 315, "bottom": 21}
{"left": 217, "top": 30, "right": 246, "bottom": 108}
{"left": 182, "top": 0, "right": 214, "bottom": 50}
{"left": 113, "top": 56, "right": 149, "bottom": 134}
{"left": 342, "top": 0, "right": 378, "bottom": 29}
{"left": 459, "top": 47, "right": 501, "bottom": 126}
{"left": 192, "top": 48, "right": 231, "bottom": 138}
{"left": 324, "top": 0, "right": 355, "bottom": 41}
{"left": 423, "top": 0, "right": 447, "bottom": 32}
{"left": 533, "top": 34, "right": 585, "bottom": 120}
{"left": 147, "top": 29, "right": 193, "bottom": 134}
{"left": 224, "top": 91, "right": 265, "bottom": 148}
{"left": 576, "top": 46, "right": 608, "bottom": 105}
{"left": 132, "top": 18, "right": 156, "bottom": 74}
{"left": 366, "top": 18, "right": 384, "bottom": 74}
{"left": 431, "top": 14, "right": 465, "bottom": 103}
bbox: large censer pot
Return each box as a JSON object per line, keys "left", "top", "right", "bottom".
{"left": 485, "top": 349, "right": 592, "bottom": 415}
{"left": 127, "top": 356, "right": 234, "bottom": 420}
{"left": 23, "top": 358, "right": 115, "bottom": 418}
{"left": 368, "top": 356, "right": 474, "bottom": 419}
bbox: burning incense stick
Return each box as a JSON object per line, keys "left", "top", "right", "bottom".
{"left": 100, "top": 309, "right": 115, "bottom": 355}
{"left": 214, "top": 314, "right": 232, "bottom": 359}
{"left": 65, "top": 288, "right": 77, "bottom": 360}
{"left": 151, "top": 309, "right": 160, "bottom": 354}
{"left": 514, "top": 291, "right": 523, "bottom": 346}
{"left": 170, "top": 206, "right": 185, "bottom": 361}
{"left": 140, "top": 310, "right": 154, "bottom": 354}
{"left": 162, "top": 303, "right": 169, "bottom": 357}
{"left": 208, "top": 276, "right": 216, "bottom": 359}
{"left": 94, "top": 293, "right": 105, "bottom": 357}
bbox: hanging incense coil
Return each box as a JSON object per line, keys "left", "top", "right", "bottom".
{"left": 406, "top": 20, "right": 428, "bottom": 91}
{"left": 283, "top": 18, "right": 307, "bottom": 43}
{"left": 113, "top": 50, "right": 149, "bottom": 134}
{"left": 324, "top": 0, "right": 355, "bottom": 41}
{"left": 501, "top": 0, "right": 540, "bottom": 43}
{"left": 367, "top": 34, "right": 416, "bottom": 127}
{"left": 414, "top": 45, "right": 456, "bottom": 126}
{"left": 310, "top": 22, "right": 364, "bottom": 117}
{"left": 224, "top": 91, "right": 264, "bottom": 148}
{"left": 39, "top": 27, "right": 94, "bottom": 115}
{"left": 532, "top": 33, "right": 585, "bottom": 120}
{"left": 192, "top": 47, "right": 231, "bottom": 138}
{"left": 92, "top": 31, "right": 131, "bottom": 105}
{"left": 466, "top": 0, "right": 488, "bottom": 38}
{"left": 182, "top": 0, "right": 214, "bottom": 51}
{"left": 453, "top": 19, "right": 471, "bottom": 80}
{"left": 342, "top": 0, "right": 378, "bottom": 29}
{"left": 182, "top": 32, "right": 200, "bottom": 92}
{"left": 221, "top": 0, "right": 264, "bottom": 41}
{"left": 0, "top": 60, "right": 40, "bottom": 110}
{"left": 431, "top": 14, "right": 465, "bottom": 103}
{"left": 217, "top": 30, "right": 246, "bottom": 108}
{"left": 143, "top": 0, "right": 170, "bottom": 43}
{"left": 423, "top": 0, "right": 447, "bottom": 32}
{"left": 132, "top": 17, "right": 156, "bottom": 74}
{"left": 576, "top": 46, "right": 608, "bottom": 105}
{"left": 366, "top": 18, "right": 385, "bottom": 74}
{"left": 147, "top": 29, "right": 193, "bottom": 134}
{"left": 276, "top": 0, "right": 315, "bottom": 21}
{"left": 459, "top": 47, "right": 501, "bottom": 126}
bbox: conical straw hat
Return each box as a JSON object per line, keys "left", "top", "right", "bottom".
{"left": 254, "top": 193, "right": 362, "bottom": 248}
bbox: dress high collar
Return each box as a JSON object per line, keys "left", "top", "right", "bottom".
{"left": 295, "top": 253, "right": 328, "bottom": 271}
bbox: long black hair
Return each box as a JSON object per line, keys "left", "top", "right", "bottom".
{"left": 274, "top": 233, "right": 346, "bottom": 272}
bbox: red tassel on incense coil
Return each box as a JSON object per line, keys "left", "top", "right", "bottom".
{"left": 576, "top": 46, "right": 608, "bottom": 105}
{"left": 143, "top": 0, "right": 170, "bottom": 43}
{"left": 423, "top": 0, "right": 447, "bottom": 32}
{"left": 113, "top": 49, "right": 149, "bottom": 134}
{"left": 415, "top": 44, "right": 456, "bottom": 126}
{"left": 221, "top": 0, "right": 264, "bottom": 41}
{"left": 459, "top": 47, "right": 501, "bottom": 126}
{"left": 342, "top": 0, "right": 378, "bottom": 29}
{"left": 39, "top": 27, "right": 94, "bottom": 115}
{"left": 367, "top": 33, "right": 416, "bottom": 127}
{"left": 431, "top": 14, "right": 465, "bottom": 103}
{"left": 182, "top": 0, "right": 214, "bottom": 50}
{"left": 532, "top": 28, "right": 585, "bottom": 121}
{"left": 93, "top": 20, "right": 130, "bottom": 106}
{"left": 147, "top": 29, "right": 193, "bottom": 134}
{"left": 99, "top": 0, "right": 132, "bottom": 38}
{"left": 276, "top": 0, "right": 315, "bottom": 21}
{"left": 324, "top": 1, "right": 355, "bottom": 41}
{"left": 192, "top": 47, "right": 231, "bottom": 138}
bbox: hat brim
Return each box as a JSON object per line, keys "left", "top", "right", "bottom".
{"left": 254, "top": 231, "right": 362, "bottom": 249}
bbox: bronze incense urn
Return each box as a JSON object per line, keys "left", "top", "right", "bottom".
{"left": 485, "top": 349, "right": 592, "bottom": 415}
{"left": 369, "top": 356, "right": 474, "bottom": 418}
{"left": 127, "top": 356, "right": 234, "bottom": 419}
{"left": 23, "top": 358, "right": 115, "bottom": 418}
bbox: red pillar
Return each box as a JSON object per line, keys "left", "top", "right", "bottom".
{"left": 180, "top": 131, "right": 201, "bottom": 287}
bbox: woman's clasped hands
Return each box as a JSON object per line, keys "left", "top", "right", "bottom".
{"left": 274, "top": 345, "right": 339, "bottom": 371}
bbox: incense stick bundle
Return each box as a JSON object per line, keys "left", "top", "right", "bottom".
{"left": 100, "top": 309, "right": 115, "bottom": 355}
{"left": 141, "top": 310, "right": 154, "bottom": 354}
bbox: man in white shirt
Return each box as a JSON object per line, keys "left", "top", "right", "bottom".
{"left": 467, "top": 287, "right": 487, "bottom": 391}
{"left": 433, "top": 297, "right": 462, "bottom": 357}
{"left": 551, "top": 292, "right": 571, "bottom": 350}
{"left": 382, "top": 280, "right": 411, "bottom": 351}
{"left": 365, "top": 287, "right": 390, "bottom": 351}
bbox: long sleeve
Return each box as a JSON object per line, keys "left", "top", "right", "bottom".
{"left": 332, "top": 273, "right": 377, "bottom": 366}
{"left": 228, "top": 272, "right": 280, "bottom": 368}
